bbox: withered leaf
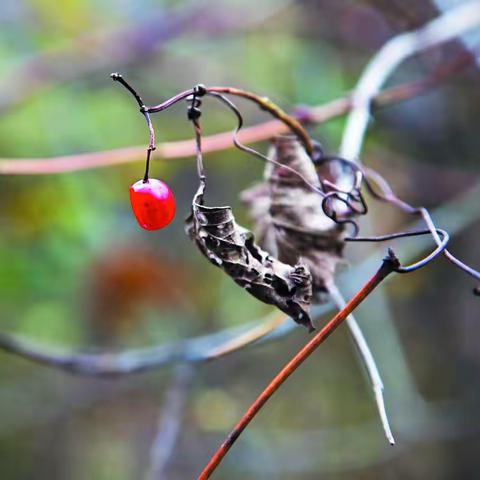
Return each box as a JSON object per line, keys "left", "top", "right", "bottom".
{"left": 241, "top": 135, "right": 345, "bottom": 302}
{"left": 186, "top": 179, "right": 314, "bottom": 330}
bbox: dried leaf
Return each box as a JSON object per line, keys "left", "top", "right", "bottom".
{"left": 242, "top": 135, "right": 345, "bottom": 301}
{"left": 186, "top": 179, "right": 314, "bottom": 330}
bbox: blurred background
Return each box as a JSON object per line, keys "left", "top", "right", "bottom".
{"left": 0, "top": 0, "right": 479, "bottom": 478}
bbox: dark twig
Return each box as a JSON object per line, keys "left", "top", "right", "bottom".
{"left": 111, "top": 73, "right": 155, "bottom": 153}
{"left": 347, "top": 225, "right": 450, "bottom": 273}
{"left": 363, "top": 169, "right": 479, "bottom": 280}
{"left": 206, "top": 91, "right": 325, "bottom": 196}
{"left": 111, "top": 73, "right": 156, "bottom": 181}
{"left": 345, "top": 228, "right": 447, "bottom": 242}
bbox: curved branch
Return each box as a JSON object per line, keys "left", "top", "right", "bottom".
{"left": 340, "top": 1, "right": 480, "bottom": 160}
{"left": 0, "top": 49, "right": 473, "bottom": 175}
{"left": 0, "top": 311, "right": 293, "bottom": 377}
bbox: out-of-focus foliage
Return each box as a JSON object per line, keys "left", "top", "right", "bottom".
{"left": 0, "top": 1, "right": 479, "bottom": 479}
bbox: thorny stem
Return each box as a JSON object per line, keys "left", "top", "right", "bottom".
{"left": 197, "top": 252, "right": 400, "bottom": 479}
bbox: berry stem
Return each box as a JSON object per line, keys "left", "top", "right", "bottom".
{"left": 143, "top": 148, "right": 152, "bottom": 183}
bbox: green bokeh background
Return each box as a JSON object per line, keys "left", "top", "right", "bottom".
{"left": 0, "top": 1, "right": 479, "bottom": 478}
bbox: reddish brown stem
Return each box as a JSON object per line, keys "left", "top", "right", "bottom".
{"left": 0, "top": 49, "right": 473, "bottom": 175}
{"left": 207, "top": 86, "right": 314, "bottom": 156}
{"left": 197, "top": 252, "right": 399, "bottom": 479}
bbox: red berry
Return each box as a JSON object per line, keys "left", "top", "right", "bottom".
{"left": 129, "top": 179, "right": 176, "bottom": 230}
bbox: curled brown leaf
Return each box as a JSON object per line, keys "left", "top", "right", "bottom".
{"left": 242, "top": 135, "right": 346, "bottom": 301}
{"left": 186, "top": 178, "right": 314, "bottom": 330}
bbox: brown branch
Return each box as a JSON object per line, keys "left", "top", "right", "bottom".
{"left": 197, "top": 252, "right": 399, "bottom": 479}
{"left": 0, "top": 49, "right": 473, "bottom": 176}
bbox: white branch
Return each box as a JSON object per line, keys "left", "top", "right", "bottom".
{"left": 327, "top": 282, "right": 395, "bottom": 445}
{"left": 336, "top": 0, "right": 480, "bottom": 446}
{"left": 340, "top": 0, "right": 480, "bottom": 161}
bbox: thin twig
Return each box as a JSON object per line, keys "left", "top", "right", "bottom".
{"left": 145, "top": 364, "right": 193, "bottom": 480}
{"left": 206, "top": 90, "right": 325, "bottom": 196}
{"left": 326, "top": 281, "right": 395, "bottom": 445}
{"left": 0, "top": 50, "right": 474, "bottom": 175}
{"left": 197, "top": 252, "right": 400, "bottom": 479}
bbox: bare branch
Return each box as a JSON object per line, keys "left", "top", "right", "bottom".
{"left": 0, "top": 50, "right": 474, "bottom": 175}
